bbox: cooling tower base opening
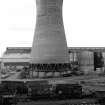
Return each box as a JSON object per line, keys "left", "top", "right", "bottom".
{"left": 23, "top": 63, "right": 71, "bottom": 78}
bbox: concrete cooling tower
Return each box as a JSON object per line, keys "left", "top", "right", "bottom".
{"left": 30, "top": 0, "right": 70, "bottom": 78}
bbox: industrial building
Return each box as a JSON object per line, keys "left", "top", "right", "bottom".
{"left": 0, "top": 47, "right": 31, "bottom": 71}
{"left": 0, "top": 47, "right": 105, "bottom": 75}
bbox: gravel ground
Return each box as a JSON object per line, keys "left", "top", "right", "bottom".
{"left": 16, "top": 99, "right": 98, "bottom": 105}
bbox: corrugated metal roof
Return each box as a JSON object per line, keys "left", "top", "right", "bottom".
{"left": 1, "top": 53, "right": 31, "bottom": 63}
{"left": 3, "top": 53, "right": 30, "bottom": 58}
{"left": 68, "top": 47, "right": 105, "bottom": 50}
{"left": 5, "top": 47, "right": 31, "bottom": 54}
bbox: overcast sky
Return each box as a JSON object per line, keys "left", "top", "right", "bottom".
{"left": 0, "top": 0, "right": 105, "bottom": 57}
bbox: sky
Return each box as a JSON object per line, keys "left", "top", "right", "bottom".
{"left": 0, "top": 0, "right": 105, "bottom": 57}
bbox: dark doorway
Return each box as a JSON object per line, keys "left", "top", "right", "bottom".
{"left": 94, "top": 52, "right": 104, "bottom": 71}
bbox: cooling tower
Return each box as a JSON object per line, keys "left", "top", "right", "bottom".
{"left": 30, "top": 0, "right": 69, "bottom": 64}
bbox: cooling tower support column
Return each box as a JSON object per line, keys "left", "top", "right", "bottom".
{"left": 30, "top": 0, "right": 70, "bottom": 78}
